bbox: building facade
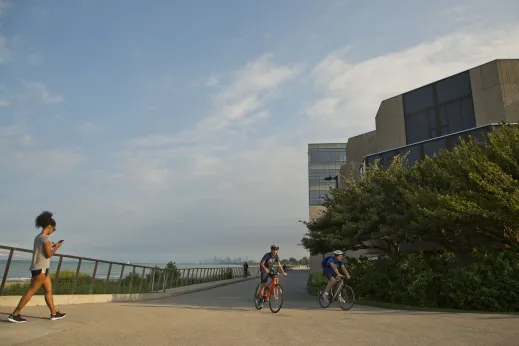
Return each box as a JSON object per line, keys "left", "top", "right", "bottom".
{"left": 308, "top": 143, "right": 347, "bottom": 217}
{"left": 339, "top": 58, "right": 519, "bottom": 260}
{"left": 348, "top": 59, "right": 519, "bottom": 178}
{"left": 307, "top": 143, "right": 347, "bottom": 271}
{"left": 308, "top": 59, "right": 519, "bottom": 268}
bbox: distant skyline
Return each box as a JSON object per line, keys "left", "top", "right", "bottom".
{"left": 1, "top": 0, "right": 519, "bottom": 263}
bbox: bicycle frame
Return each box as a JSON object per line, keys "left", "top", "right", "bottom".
{"left": 330, "top": 278, "right": 345, "bottom": 300}
{"left": 263, "top": 274, "right": 279, "bottom": 300}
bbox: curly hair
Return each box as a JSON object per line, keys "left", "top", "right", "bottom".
{"left": 35, "top": 211, "right": 56, "bottom": 229}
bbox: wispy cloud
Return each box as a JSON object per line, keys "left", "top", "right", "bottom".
{"left": 306, "top": 23, "right": 519, "bottom": 140}
{"left": 116, "top": 53, "right": 301, "bottom": 192}
{"left": 0, "top": 0, "right": 10, "bottom": 17}
{"left": 0, "top": 35, "right": 11, "bottom": 64}
{"left": 196, "top": 53, "right": 301, "bottom": 134}
{"left": 0, "top": 99, "right": 9, "bottom": 106}
{"left": 27, "top": 53, "right": 42, "bottom": 66}
{"left": 205, "top": 75, "right": 220, "bottom": 87}
{"left": 0, "top": 126, "right": 84, "bottom": 175}
{"left": 21, "top": 80, "right": 64, "bottom": 105}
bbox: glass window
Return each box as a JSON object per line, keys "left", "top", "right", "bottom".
{"left": 469, "top": 127, "right": 489, "bottom": 143}
{"left": 308, "top": 149, "right": 347, "bottom": 164}
{"left": 436, "top": 72, "right": 471, "bottom": 104}
{"left": 405, "top": 111, "right": 430, "bottom": 144}
{"left": 404, "top": 145, "right": 421, "bottom": 166}
{"left": 403, "top": 84, "right": 435, "bottom": 114}
{"left": 384, "top": 150, "right": 400, "bottom": 167}
{"left": 428, "top": 109, "right": 440, "bottom": 138}
{"left": 441, "top": 102, "right": 463, "bottom": 133}
{"left": 309, "top": 198, "right": 321, "bottom": 206}
{"left": 309, "top": 178, "right": 321, "bottom": 187}
{"left": 460, "top": 97, "right": 476, "bottom": 129}
{"left": 438, "top": 105, "right": 449, "bottom": 135}
{"left": 423, "top": 138, "right": 447, "bottom": 158}
{"left": 309, "top": 190, "right": 320, "bottom": 198}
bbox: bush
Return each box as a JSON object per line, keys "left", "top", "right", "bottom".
{"left": 302, "top": 124, "right": 519, "bottom": 312}
{"left": 306, "top": 272, "right": 328, "bottom": 295}
{"left": 305, "top": 248, "right": 519, "bottom": 312}
{"left": 1, "top": 263, "right": 235, "bottom": 296}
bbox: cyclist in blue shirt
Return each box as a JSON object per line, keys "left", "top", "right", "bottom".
{"left": 322, "top": 250, "right": 351, "bottom": 300}
{"left": 256, "top": 245, "right": 287, "bottom": 304}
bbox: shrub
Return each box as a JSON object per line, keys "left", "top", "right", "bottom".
{"left": 306, "top": 249, "right": 519, "bottom": 312}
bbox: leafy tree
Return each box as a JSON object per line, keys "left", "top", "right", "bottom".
{"left": 299, "top": 257, "right": 309, "bottom": 265}
{"left": 288, "top": 257, "right": 298, "bottom": 265}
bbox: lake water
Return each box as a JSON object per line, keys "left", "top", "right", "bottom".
{"left": 0, "top": 259, "right": 247, "bottom": 282}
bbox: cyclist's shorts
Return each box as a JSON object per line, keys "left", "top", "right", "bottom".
{"left": 260, "top": 271, "right": 275, "bottom": 283}
{"left": 323, "top": 270, "right": 338, "bottom": 281}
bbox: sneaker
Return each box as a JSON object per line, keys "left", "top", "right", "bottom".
{"left": 8, "top": 314, "right": 27, "bottom": 323}
{"left": 50, "top": 312, "right": 67, "bottom": 321}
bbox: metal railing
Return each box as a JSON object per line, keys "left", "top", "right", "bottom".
{"left": 0, "top": 245, "right": 259, "bottom": 297}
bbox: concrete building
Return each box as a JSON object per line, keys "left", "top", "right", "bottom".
{"left": 351, "top": 59, "right": 519, "bottom": 179}
{"left": 309, "top": 59, "right": 519, "bottom": 270}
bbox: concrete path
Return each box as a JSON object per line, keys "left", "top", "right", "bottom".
{"left": 1, "top": 269, "right": 518, "bottom": 346}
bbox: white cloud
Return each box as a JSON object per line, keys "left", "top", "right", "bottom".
{"left": 4, "top": 10, "right": 519, "bottom": 261}
{"left": 108, "top": 25, "right": 519, "bottom": 256}
{"left": 21, "top": 80, "right": 64, "bottom": 105}
{"left": 77, "top": 121, "right": 103, "bottom": 136}
{"left": 195, "top": 53, "right": 301, "bottom": 134}
{"left": 27, "top": 53, "right": 42, "bottom": 66}
{"left": 0, "top": 127, "right": 84, "bottom": 175}
{"left": 205, "top": 75, "right": 220, "bottom": 87}
{"left": 0, "top": 99, "right": 9, "bottom": 106}
{"left": 307, "top": 23, "right": 519, "bottom": 139}
{"left": 0, "top": 34, "right": 11, "bottom": 64}
{"left": 0, "top": 0, "right": 10, "bottom": 17}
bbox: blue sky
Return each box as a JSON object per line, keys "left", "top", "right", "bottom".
{"left": 1, "top": 0, "right": 519, "bottom": 263}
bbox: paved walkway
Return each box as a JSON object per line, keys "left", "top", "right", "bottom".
{"left": 1, "top": 270, "right": 518, "bottom": 346}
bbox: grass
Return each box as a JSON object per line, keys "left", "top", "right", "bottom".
{"left": 2, "top": 269, "right": 236, "bottom": 296}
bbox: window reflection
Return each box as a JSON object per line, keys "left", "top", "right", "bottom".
{"left": 436, "top": 72, "right": 471, "bottom": 104}
{"left": 403, "top": 85, "right": 435, "bottom": 114}
{"left": 403, "top": 71, "right": 476, "bottom": 146}
{"left": 423, "top": 138, "right": 447, "bottom": 158}
{"left": 405, "top": 111, "right": 429, "bottom": 144}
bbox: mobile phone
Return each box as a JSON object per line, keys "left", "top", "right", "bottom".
{"left": 58, "top": 240, "right": 64, "bottom": 243}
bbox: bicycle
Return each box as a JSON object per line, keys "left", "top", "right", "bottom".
{"left": 318, "top": 276, "right": 355, "bottom": 311}
{"left": 254, "top": 271, "right": 284, "bottom": 313}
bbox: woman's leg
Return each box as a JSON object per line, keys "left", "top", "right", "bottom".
{"left": 41, "top": 274, "right": 57, "bottom": 315}
{"left": 12, "top": 274, "right": 45, "bottom": 316}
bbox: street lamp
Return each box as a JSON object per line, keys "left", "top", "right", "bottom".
{"left": 324, "top": 175, "right": 339, "bottom": 189}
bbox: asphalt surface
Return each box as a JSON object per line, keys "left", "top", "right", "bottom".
{"left": 1, "top": 269, "right": 518, "bottom": 346}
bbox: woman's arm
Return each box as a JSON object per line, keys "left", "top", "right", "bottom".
{"left": 43, "top": 241, "right": 61, "bottom": 259}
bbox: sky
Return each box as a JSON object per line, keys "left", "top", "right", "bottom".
{"left": 1, "top": 0, "right": 519, "bottom": 263}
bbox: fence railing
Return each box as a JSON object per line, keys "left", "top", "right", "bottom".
{"left": 0, "top": 245, "right": 259, "bottom": 297}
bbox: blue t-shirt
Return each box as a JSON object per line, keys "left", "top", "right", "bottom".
{"left": 261, "top": 252, "right": 279, "bottom": 272}
{"left": 324, "top": 257, "right": 344, "bottom": 271}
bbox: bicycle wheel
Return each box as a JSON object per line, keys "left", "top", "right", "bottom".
{"left": 268, "top": 284, "right": 284, "bottom": 313}
{"left": 254, "top": 283, "right": 263, "bottom": 310}
{"left": 338, "top": 284, "right": 355, "bottom": 311}
{"left": 318, "top": 285, "right": 332, "bottom": 308}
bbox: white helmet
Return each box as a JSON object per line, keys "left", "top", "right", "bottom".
{"left": 333, "top": 250, "right": 344, "bottom": 256}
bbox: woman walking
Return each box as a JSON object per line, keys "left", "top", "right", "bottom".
{"left": 8, "top": 211, "right": 67, "bottom": 323}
